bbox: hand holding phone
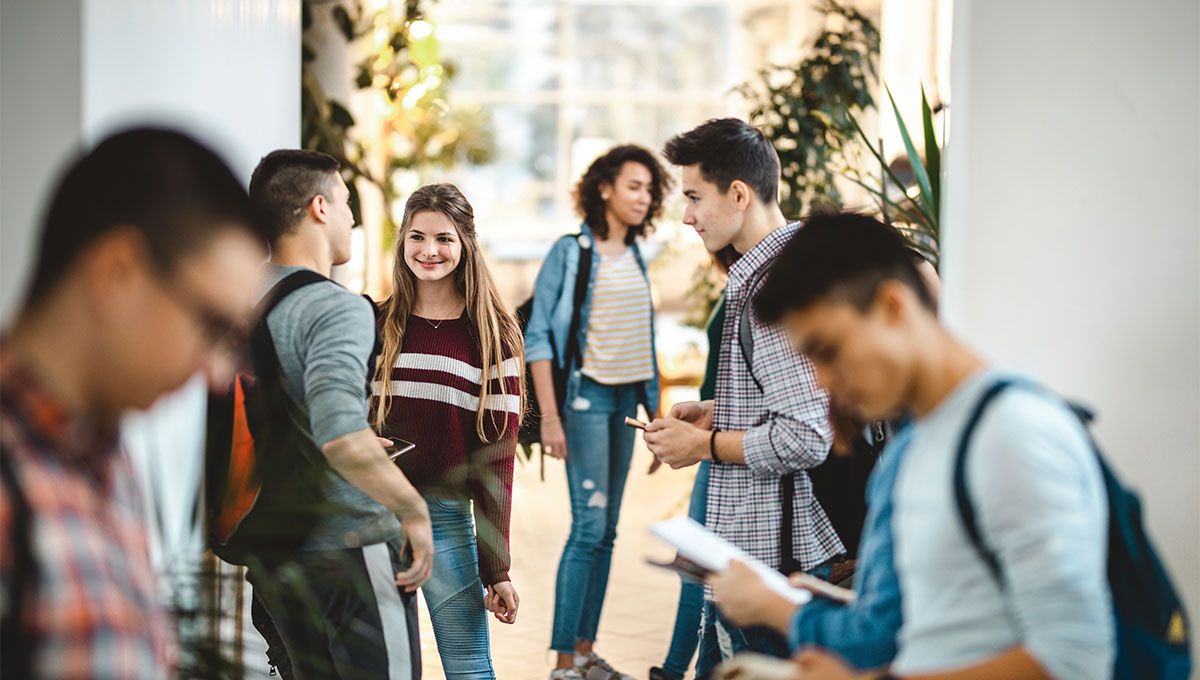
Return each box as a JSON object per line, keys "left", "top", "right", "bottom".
{"left": 386, "top": 438, "right": 416, "bottom": 460}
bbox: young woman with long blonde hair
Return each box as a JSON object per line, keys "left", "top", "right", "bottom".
{"left": 371, "top": 183, "right": 524, "bottom": 679}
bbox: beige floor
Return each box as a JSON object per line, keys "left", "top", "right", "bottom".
{"left": 415, "top": 437, "right": 700, "bottom": 680}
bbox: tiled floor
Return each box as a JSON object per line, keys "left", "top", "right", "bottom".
{"left": 416, "top": 438, "right": 700, "bottom": 680}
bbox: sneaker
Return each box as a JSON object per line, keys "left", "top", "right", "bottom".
{"left": 549, "top": 668, "right": 586, "bottom": 680}
{"left": 576, "top": 652, "right": 636, "bottom": 680}
{"left": 648, "top": 667, "right": 681, "bottom": 680}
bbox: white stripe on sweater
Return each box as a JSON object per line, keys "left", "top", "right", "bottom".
{"left": 374, "top": 380, "right": 521, "bottom": 415}
{"left": 376, "top": 353, "right": 521, "bottom": 388}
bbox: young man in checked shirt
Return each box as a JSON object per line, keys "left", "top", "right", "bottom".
{"left": 645, "top": 118, "right": 843, "bottom": 676}
{"left": 0, "top": 129, "right": 271, "bottom": 678}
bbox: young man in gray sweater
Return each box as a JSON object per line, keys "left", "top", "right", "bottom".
{"left": 245, "top": 150, "right": 434, "bottom": 680}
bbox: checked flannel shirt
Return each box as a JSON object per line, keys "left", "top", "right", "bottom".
{"left": 0, "top": 346, "right": 172, "bottom": 678}
{"left": 707, "top": 221, "right": 844, "bottom": 576}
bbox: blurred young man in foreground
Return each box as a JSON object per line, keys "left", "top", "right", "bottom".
{"left": 750, "top": 213, "right": 1112, "bottom": 680}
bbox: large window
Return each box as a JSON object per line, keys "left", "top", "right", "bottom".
{"left": 431, "top": 1, "right": 737, "bottom": 246}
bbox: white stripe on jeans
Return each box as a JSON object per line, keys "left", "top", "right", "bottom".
{"left": 363, "top": 542, "right": 413, "bottom": 680}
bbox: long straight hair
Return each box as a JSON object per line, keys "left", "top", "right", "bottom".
{"left": 372, "top": 183, "right": 525, "bottom": 441}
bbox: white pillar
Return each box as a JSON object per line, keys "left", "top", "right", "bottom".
{"left": 0, "top": 0, "right": 85, "bottom": 324}
{"left": 1, "top": 1, "right": 302, "bottom": 670}
{"left": 941, "top": 0, "right": 1200, "bottom": 657}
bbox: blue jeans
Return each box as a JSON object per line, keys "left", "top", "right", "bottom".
{"left": 695, "top": 564, "right": 834, "bottom": 679}
{"left": 550, "top": 376, "right": 639, "bottom": 653}
{"left": 661, "top": 461, "right": 713, "bottom": 679}
{"left": 423, "top": 495, "right": 495, "bottom": 679}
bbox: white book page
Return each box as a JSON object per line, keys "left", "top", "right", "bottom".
{"left": 649, "top": 517, "right": 813, "bottom": 606}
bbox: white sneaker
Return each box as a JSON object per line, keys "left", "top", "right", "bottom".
{"left": 549, "top": 667, "right": 586, "bottom": 680}
{"left": 575, "top": 652, "right": 636, "bottom": 680}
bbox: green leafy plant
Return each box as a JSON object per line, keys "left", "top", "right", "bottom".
{"left": 301, "top": 0, "right": 494, "bottom": 229}
{"left": 737, "top": 0, "right": 880, "bottom": 219}
{"left": 848, "top": 85, "right": 941, "bottom": 264}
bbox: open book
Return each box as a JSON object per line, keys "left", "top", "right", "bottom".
{"left": 649, "top": 516, "right": 854, "bottom": 605}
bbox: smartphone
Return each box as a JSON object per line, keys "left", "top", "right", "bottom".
{"left": 386, "top": 438, "right": 416, "bottom": 460}
{"left": 788, "top": 571, "right": 856, "bottom": 603}
{"left": 645, "top": 555, "right": 712, "bottom": 583}
{"left": 624, "top": 416, "right": 648, "bottom": 430}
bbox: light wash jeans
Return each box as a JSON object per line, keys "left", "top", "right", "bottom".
{"left": 550, "top": 375, "right": 639, "bottom": 653}
{"left": 423, "top": 495, "right": 496, "bottom": 679}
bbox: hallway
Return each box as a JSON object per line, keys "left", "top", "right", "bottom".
{"left": 417, "top": 438, "right": 699, "bottom": 679}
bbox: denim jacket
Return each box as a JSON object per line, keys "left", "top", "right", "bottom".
{"left": 787, "top": 424, "right": 912, "bottom": 669}
{"left": 523, "top": 221, "right": 661, "bottom": 414}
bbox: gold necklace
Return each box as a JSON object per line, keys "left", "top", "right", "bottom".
{"left": 418, "top": 303, "right": 462, "bottom": 329}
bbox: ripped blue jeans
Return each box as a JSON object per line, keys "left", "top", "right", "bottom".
{"left": 550, "top": 375, "right": 639, "bottom": 653}
{"left": 423, "top": 495, "right": 496, "bottom": 679}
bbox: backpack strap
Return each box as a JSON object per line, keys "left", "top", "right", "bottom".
{"left": 0, "top": 450, "right": 35, "bottom": 679}
{"left": 732, "top": 254, "right": 803, "bottom": 574}
{"left": 952, "top": 380, "right": 1016, "bottom": 583}
{"left": 955, "top": 380, "right": 1103, "bottom": 588}
{"left": 249, "top": 270, "right": 330, "bottom": 398}
{"left": 737, "top": 254, "right": 777, "bottom": 394}
{"left": 562, "top": 234, "right": 593, "bottom": 375}
{"left": 363, "top": 294, "right": 382, "bottom": 395}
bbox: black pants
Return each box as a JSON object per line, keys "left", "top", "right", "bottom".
{"left": 247, "top": 540, "right": 421, "bottom": 680}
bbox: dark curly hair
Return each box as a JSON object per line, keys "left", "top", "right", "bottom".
{"left": 573, "top": 145, "right": 672, "bottom": 244}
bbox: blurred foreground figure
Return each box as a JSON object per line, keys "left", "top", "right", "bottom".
{"left": 0, "top": 128, "right": 270, "bottom": 679}
{"left": 751, "top": 213, "right": 1113, "bottom": 680}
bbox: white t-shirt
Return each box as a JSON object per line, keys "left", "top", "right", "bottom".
{"left": 891, "top": 367, "right": 1114, "bottom": 679}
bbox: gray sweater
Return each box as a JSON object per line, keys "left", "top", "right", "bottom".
{"left": 258, "top": 264, "right": 403, "bottom": 551}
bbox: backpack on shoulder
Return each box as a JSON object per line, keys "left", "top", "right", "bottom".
{"left": 205, "top": 269, "right": 328, "bottom": 566}
{"left": 954, "top": 379, "right": 1191, "bottom": 680}
{"left": 515, "top": 233, "right": 593, "bottom": 454}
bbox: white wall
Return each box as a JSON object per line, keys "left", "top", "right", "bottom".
{"left": 0, "top": 0, "right": 84, "bottom": 324}
{"left": 1, "top": 2, "right": 300, "bottom": 671}
{"left": 79, "top": 0, "right": 301, "bottom": 566}
{"left": 941, "top": 0, "right": 1200, "bottom": 657}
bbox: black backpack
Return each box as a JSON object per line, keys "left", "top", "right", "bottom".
{"left": 515, "top": 234, "right": 593, "bottom": 453}
{"left": 954, "top": 379, "right": 1191, "bottom": 680}
{"left": 737, "top": 255, "right": 880, "bottom": 571}
{"left": 206, "top": 270, "right": 381, "bottom": 566}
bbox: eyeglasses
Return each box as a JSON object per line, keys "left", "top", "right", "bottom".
{"left": 154, "top": 268, "right": 248, "bottom": 350}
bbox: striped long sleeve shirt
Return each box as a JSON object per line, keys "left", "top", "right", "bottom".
{"left": 371, "top": 315, "right": 521, "bottom": 585}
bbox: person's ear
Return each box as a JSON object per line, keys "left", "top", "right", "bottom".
{"left": 599, "top": 181, "right": 613, "bottom": 202}
{"left": 872, "top": 279, "right": 913, "bottom": 324}
{"left": 307, "top": 194, "right": 328, "bottom": 223}
{"left": 728, "top": 180, "right": 753, "bottom": 211}
{"left": 80, "top": 227, "right": 148, "bottom": 321}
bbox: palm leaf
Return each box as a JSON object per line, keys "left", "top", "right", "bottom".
{"left": 840, "top": 172, "right": 930, "bottom": 228}
{"left": 849, "top": 114, "right": 934, "bottom": 226}
{"left": 885, "top": 85, "right": 936, "bottom": 223}
{"left": 920, "top": 85, "right": 941, "bottom": 234}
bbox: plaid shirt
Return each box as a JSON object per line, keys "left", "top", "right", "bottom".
{"left": 0, "top": 346, "right": 172, "bottom": 678}
{"left": 707, "top": 222, "right": 844, "bottom": 572}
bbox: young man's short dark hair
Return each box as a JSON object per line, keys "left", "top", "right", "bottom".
{"left": 754, "top": 212, "right": 935, "bottom": 323}
{"left": 662, "top": 117, "right": 780, "bottom": 204}
{"left": 22, "top": 127, "right": 264, "bottom": 311}
{"left": 247, "top": 149, "right": 341, "bottom": 242}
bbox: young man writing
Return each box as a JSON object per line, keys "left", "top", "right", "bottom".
{"left": 242, "top": 150, "right": 434, "bottom": 679}
{"left": 752, "top": 212, "right": 1112, "bottom": 680}
{"left": 0, "top": 128, "right": 271, "bottom": 678}
{"left": 645, "top": 119, "right": 842, "bottom": 672}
